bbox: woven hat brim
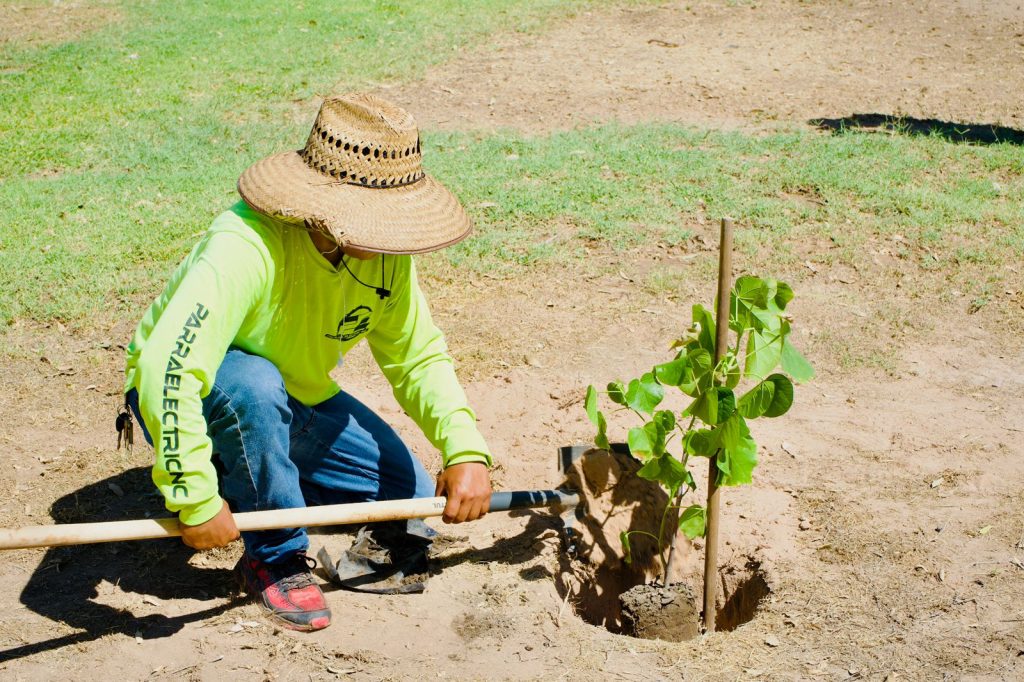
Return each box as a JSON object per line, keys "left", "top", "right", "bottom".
{"left": 237, "top": 151, "right": 472, "bottom": 255}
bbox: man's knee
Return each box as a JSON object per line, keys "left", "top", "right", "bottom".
{"left": 206, "top": 350, "right": 290, "bottom": 426}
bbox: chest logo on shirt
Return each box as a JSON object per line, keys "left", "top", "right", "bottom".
{"left": 326, "top": 305, "right": 372, "bottom": 342}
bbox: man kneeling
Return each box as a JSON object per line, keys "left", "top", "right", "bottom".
{"left": 123, "top": 93, "right": 493, "bottom": 631}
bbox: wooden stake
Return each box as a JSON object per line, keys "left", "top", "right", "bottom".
{"left": 703, "top": 216, "right": 733, "bottom": 633}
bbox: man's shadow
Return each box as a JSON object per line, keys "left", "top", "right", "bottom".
{"left": 3, "top": 467, "right": 240, "bottom": 664}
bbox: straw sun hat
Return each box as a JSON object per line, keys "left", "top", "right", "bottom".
{"left": 238, "top": 93, "right": 471, "bottom": 255}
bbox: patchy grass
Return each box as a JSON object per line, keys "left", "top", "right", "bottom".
{"left": 0, "top": 0, "right": 629, "bottom": 327}
{"left": 1, "top": 3, "right": 1021, "bottom": 346}
{"left": 4, "top": 119, "right": 1023, "bottom": 333}
{"left": 428, "top": 125, "right": 1023, "bottom": 278}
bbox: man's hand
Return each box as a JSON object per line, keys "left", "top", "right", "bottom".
{"left": 179, "top": 499, "right": 240, "bottom": 550}
{"left": 434, "top": 461, "right": 491, "bottom": 524}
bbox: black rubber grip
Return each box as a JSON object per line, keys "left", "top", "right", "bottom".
{"left": 488, "top": 489, "right": 579, "bottom": 513}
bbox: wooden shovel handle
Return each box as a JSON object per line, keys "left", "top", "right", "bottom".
{"left": 0, "top": 498, "right": 445, "bottom": 550}
{"left": 0, "top": 490, "right": 579, "bottom": 550}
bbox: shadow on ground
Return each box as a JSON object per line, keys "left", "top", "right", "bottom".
{"left": 2, "top": 467, "right": 239, "bottom": 664}
{"left": 810, "top": 113, "right": 1024, "bottom": 145}
{"left": 4, "top": 468, "right": 572, "bottom": 664}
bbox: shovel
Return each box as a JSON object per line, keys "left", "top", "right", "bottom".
{"left": 0, "top": 490, "right": 580, "bottom": 550}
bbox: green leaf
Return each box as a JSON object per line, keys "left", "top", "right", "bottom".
{"left": 586, "top": 385, "right": 610, "bottom": 449}
{"left": 636, "top": 454, "right": 660, "bottom": 479}
{"left": 745, "top": 329, "right": 783, "bottom": 380}
{"left": 682, "top": 468, "right": 697, "bottom": 491}
{"left": 634, "top": 419, "right": 668, "bottom": 459}
{"left": 781, "top": 341, "right": 815, "bottom": 383}
{"left": 691, "top": 386, "right": 735, "bottom": 425}
{"left": 724, "top": 352, "right": 741, "bottom": 389}
{"left": 715, "top": 446, "right": 730, "bottom": 478}
{"left": 620, "top": 531, "right": 632, "bottom": 564}
{"left": 738, "top": 379, "right": 775, "bottom": 419}
{"left": 680, "top": 348, "right": 710, "bottom": 395}
{"left": 606, "top": 380, "right": 626, "bottom": 406}
{"left": 730, "top": 293, "right": 752, "bottom": 334}
{"left": 678, "top": 505, "right": 707, "bottom": 539}
{"left": 688, "top": 391, "right": 715, "bottom": 424}
{"left": 653, "top": 356, "right": 689, "bottom": 387}
{"left": 585, "top": 385, "right": 600, "bottom": 425}
{"left": 637, "top": 453, "right": 688, "bottom": 494}
{"left": 760, "top": 277, "right": 780, "bottom": 307}
{"left": 684, "top": 428, "right": 718, "bottom": 458}
{"left": 774, "top": 281, "right": 794, "bottom": 310}
{"left": 654, "top": 409, "right": 676, "bottom": 433}
{"left": 687, "top": 348, "right": 713, "bottom": 374}
{"left": 717, "top": 387, "right": 736, "bottom": 423}
{"left": 595, "top": 410, "right": 610, "bottom": 450}
{"left": 750, "top": 305, "right": 783, "bottom": 333}
{"left": 717, "top": 414, "right": 758, "bottom": 486}
{"left": 692, "top": 304, "right": 717, "bottom": 356}
{"left": 763, "top": 373, "right": 794, "bottom": 417}
{"left": 627, "top": 425, "right": 654, "bottom": 459}
{"left": 741, "top": 374, "right": 793, "bottom": 419}
{"left": 687, "top": 347, "right": 715, "bottom": 394}
{"left": 734, "top": 276, "right": 768, "bottom": 307}
{"left": 733, "top": 277, "right": 794, "bottom": 336}
{"left": 625, "top": 372, "right": 664, "bottom": 415}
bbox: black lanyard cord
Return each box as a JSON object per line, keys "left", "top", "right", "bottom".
{"left": 340, "top": 254, "right": 392, "bottom": 299}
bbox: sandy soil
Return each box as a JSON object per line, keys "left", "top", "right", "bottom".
{"left": 2, "top": 1, "right": 1023, "bottom": 680}
{"left": 387, "top": 0, "right": 1024, "bottom": 133}
{"left": 0, "top": 2, "right": 119, "bottom": 46}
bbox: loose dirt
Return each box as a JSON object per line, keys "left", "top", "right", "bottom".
{"left": 0, "top": 2, "right": 119, "bottom": 46}
{"left": 620, "top": 581, "right": 701, "bottom": 642}
{"left": 389, "top": 0, "right": 1024, "bottom": 133}
{"left": 2, "top": 273, "right": 1021, "bottom": 680}
{"left": 2, "top": 1, "right": 1024, "bottom": 680}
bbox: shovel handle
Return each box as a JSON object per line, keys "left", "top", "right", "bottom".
{"left": 0, "top": 490, "right": 579, "bottom": 550}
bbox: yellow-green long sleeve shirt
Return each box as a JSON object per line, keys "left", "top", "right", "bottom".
{"left": 125, "top": 201, "right": 491, "bottom": 526}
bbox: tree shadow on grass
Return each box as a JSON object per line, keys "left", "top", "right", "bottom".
{"left": 2, "top": 466, "right": 240, "bottom": 664}
{"left": 810, "top": 113, "right": 1024, "bottom": 145}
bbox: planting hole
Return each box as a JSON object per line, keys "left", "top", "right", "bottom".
{"left": 559, "top": 447, "right": 770, "bottom": 641}
{"left": 617, "top": 558, "right": 768, "bottom": 640}
{"left": 716, "top": 558, "right": 770, "bottom": 631}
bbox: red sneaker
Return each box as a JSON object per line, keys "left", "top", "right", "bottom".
{"left": 235, "top": 551, "right": 331, "bottom": 631}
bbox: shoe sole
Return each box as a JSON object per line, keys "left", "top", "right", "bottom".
{"left": 235, "top": 562, "right": 332, "bottom": 631}
{"left": 265, "top": 609, "right": 332, "bottom": 632}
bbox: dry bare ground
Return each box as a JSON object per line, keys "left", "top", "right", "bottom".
{"left": 389, "top": 0, "right": 1024, "bottom": 133}
{"left": 0, "top": 1, "right": 119, "bottom": 46}
{"left": 1, "top": 1, "right": 1023, "bottom": 680}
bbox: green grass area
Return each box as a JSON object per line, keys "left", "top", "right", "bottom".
{"left": 0, "top": 0, "right": 617, "bottom": 326}
{"left": 430, "top": 125, "right": 1023, "bottom": 275}
{"left": 1, "top": 1, "right": 1021, "bottom": 336}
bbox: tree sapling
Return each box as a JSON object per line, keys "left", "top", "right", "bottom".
{"left": 585, "top": 275, "right": 814, "bottom": 588}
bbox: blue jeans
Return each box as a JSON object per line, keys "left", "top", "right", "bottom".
{"left": 128, "top": 348, "right": 434, "bottom": 563}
